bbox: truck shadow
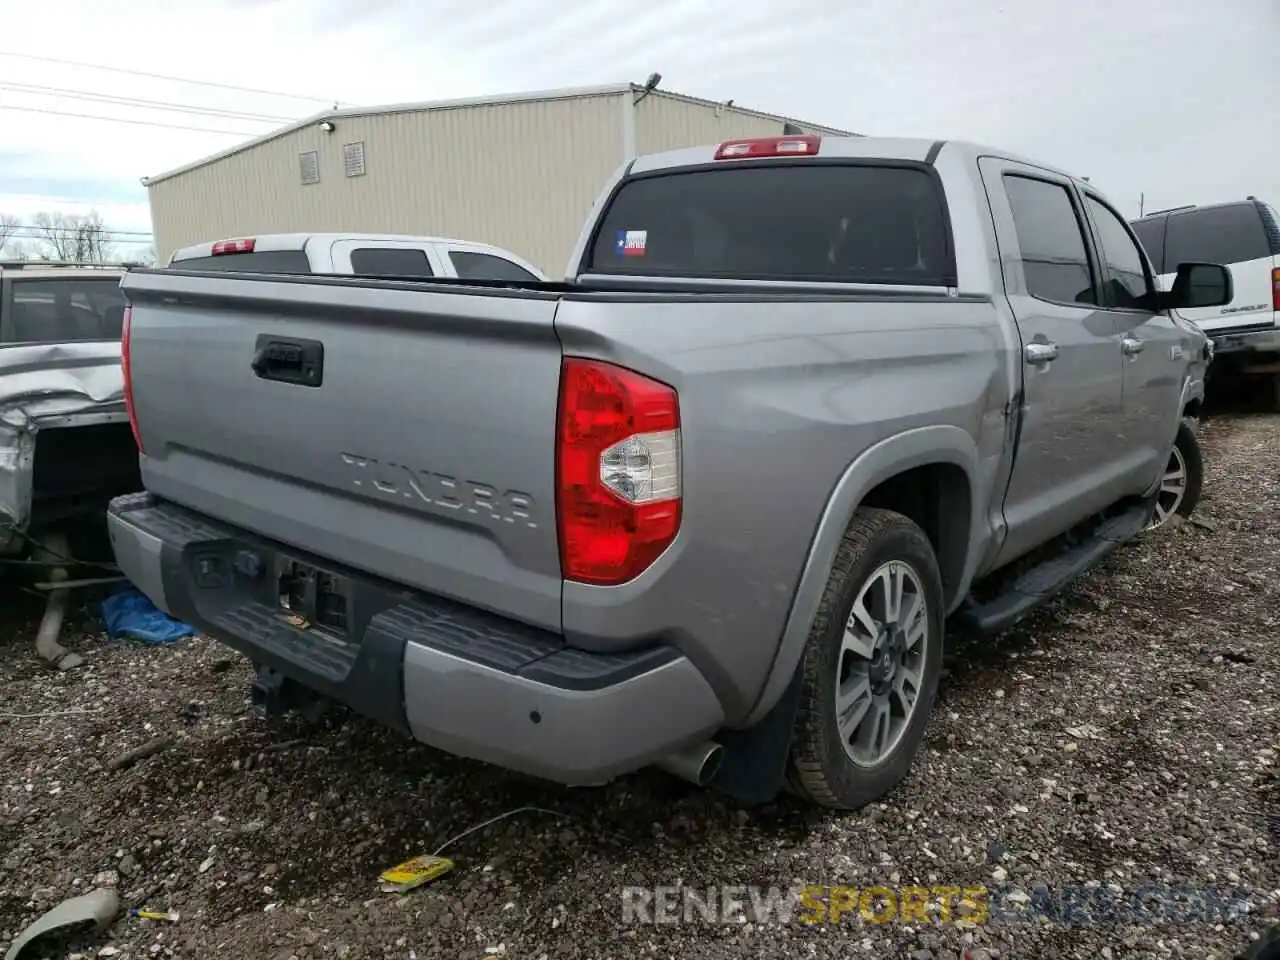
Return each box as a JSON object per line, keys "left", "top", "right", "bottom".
{"left": 113, "top": 595, "right": 1087, "bottom": 926}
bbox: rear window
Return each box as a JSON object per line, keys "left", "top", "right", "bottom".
{"left": 172, "top": 250, "right": 312, "bottom": 274}
{"left": 1164, "top": 204, "right": 1271, "bottom": 268}
{"left": 1258, "top": 202, "right": 1280, "bottom": 255}
{"left": 586, "top": 164, "right": 954, "bottom": 285}
{"left": 1129, "top": 217, "right": 1167, "bottom": 274}
{"left": 449, "top": 251, "right": 539, "bottom": 282}
{"left": 350, "top": 247, "right": 434, "bottom": 278}
{"left": 4, "top": 277, "right": 126, "bottom": 344}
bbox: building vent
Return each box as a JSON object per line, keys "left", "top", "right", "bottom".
{"left": 343, "top": 141, "right": 367, "bottom": 178}
{"left": 299, "top": 150, "right": 320, "bottom": 185}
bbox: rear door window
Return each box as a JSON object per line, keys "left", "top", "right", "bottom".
{"left": 1164, "top": 204, "right": 1271, "bottom": 267}
{"left": 173, "top": 250, "right": 312, "bottom": 273}
{"left": 5, "top": 277, "right": 127, "bottom": 343}
{"left": 349, "top": 247, "right": 434, "bottom": 278}
{"left": 586, "top": 164, "right": 954, "bottom": 285}
{"left": 449, "top": 251, "right": 539, "bottom": 282}
{"left": 1002, "top": 175, "right": 1097, "bottom": 306}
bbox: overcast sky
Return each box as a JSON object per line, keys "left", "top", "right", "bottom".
{"left": 1, "top": 0, "right": 1276, "bottom": 257}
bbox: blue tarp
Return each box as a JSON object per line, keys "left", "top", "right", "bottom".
{"left": 101, "top": 585, "right": 198, "bottom": 645}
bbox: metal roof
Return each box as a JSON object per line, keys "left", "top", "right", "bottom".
{"left": 1133, "top": 199, "right": 1258, "bottom": 221}
{"left": 142, "top": 82, "right": 857, "bottom": 186}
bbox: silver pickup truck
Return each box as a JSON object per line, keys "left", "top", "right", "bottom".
{"left": 107, "top": 135, "right": 1226, "bottom": 810}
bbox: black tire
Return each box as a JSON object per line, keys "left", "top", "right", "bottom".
{"left": 787, "top": 507, "right": 945, "bottom": 810}
{"left": 1151, "top": 420, "right": 1203, "bottom": 528}
{"left": 1238, "top": 923, "right": 1280, "bottom": 960}
{"left": 1175, "top": 420, "right": 1204, "bottom": 519}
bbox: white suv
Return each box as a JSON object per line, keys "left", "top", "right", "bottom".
{"left": 1131, "top": 199, "right": 1280, "bottom": 406}
{"left": 167, "top": 233, "right": 547, "bottom": 282}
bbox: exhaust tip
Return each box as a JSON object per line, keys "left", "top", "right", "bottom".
{"left": 657, "top": 741, "right": 724, "bottom": 787}
{"left": 698, "top": 743, "right": 724, "bottom": 785}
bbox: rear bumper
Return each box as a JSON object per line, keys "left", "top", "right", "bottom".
{"left": 1207, "top": 325, "right": 1280, "bottom": 357}
{"left": 106, "top": 493, "right": 724, "bottom": 785}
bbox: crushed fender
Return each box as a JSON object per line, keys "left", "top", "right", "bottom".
{"left": 0, "top": 341, "right": 126, "bottom": 547}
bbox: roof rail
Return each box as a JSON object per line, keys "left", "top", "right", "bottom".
{"left": 1142, "top": 204, "right": 1197, "bottom": 218}
{"left": 0, "top": 259, "right": 136, "bottom": 269}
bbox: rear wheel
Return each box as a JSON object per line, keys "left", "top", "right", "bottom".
{"left": 787, "top": 508, "right": 944, "bottom": 810}
{"left": 1149, "top": 420, "right": 1203, "bottom": 529}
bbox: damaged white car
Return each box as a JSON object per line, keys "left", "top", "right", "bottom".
{"left": 0, "top": 262, "right": 142, "bottom": 665}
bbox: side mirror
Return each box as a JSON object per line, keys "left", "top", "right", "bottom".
{"left": 1161, "top": 262, "right": 1233, "bottom": 311}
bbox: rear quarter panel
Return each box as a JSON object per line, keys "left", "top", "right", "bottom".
{"left": 554, "top": 293, "right": 1009, "bottom": 722}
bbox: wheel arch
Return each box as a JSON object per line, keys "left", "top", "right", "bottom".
{"left": 742, "top": 425, "right": 984, "bottom": 727}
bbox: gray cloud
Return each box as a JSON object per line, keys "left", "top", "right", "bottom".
{"left": 344, "top": 0, "right": 1278, "bottom": 216}
{"left": 5, "top": 0, "right": 1276, "bottom": 224}
{"left": 0, "top": 152, "right": 146, "bottom": 208}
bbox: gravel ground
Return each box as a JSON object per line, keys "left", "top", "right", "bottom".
{"left": 2, "top": 410, "right": 1278, "bottom": 960}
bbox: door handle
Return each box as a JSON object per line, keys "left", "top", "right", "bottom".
{"left": 1122, "top": 337, "right": 1145, "bottom": 357}
{"left": 1024, "top": 341, "right": 1059, "bottom": 365}
{"left": 251, "top": 335, "right": 324, "bottom": 387}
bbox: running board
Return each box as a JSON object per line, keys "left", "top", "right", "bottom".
{"left": 954, "top": 499, "right": 1153, "bottom": 637}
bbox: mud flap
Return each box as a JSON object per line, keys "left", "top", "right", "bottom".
{"left": 708, "top": 665, "right": 802, "bottom": 805}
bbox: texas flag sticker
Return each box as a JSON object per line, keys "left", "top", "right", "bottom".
{"left": 615, "top": 229, "right": 648, "bottom": 257}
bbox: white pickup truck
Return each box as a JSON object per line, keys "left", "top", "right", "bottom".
{"left": 167, "top": 232, "right": 547, "bottom": 282}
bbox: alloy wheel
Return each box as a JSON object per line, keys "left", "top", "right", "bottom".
{"left": 835, "top": 560, "right": 929, "bottom": 767}
{"left": 1150, "top": 443, "right": 1188, "bottom": 528}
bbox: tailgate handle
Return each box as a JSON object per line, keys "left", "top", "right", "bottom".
{"left": 251, "top": 335, "right": 324, "bottom": 387}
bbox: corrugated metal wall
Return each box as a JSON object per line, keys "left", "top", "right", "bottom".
{"left": 148, "top": 89, "right": 852, "bottom": 274}
{"left": 635, "top": 93, "right": 789, "bottom": 154}
{"left": 148, "top": 93, "right": 627, "bottom": 275}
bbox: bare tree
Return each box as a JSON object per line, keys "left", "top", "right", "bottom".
{"left": 31, "top": 212, "right": 73, "bottom": 260}
{"left": 0, "top": 213, "right": 18, "bottom": 254}
{"left": 124, "top": 245, "right": 158, "bottom": 267}
{"left": 30, "top": 210, "right": 115, "bottom": 263}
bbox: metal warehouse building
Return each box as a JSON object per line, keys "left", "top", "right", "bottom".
{"left": 143, "top": 82, "right": 854, "bottom": 275}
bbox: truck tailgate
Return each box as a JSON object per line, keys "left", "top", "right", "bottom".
{"left": 120, "top": 270, "right": 564, "bottom": 630}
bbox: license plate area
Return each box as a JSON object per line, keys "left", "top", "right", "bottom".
{"left": 276, "top": 558, "right": 351, "bottom": 637}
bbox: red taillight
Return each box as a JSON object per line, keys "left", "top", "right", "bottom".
{"left": 121, "top": 304, "right": 143, "bottom": 453}
{"left": 556, "top": 358, "right": 681, "bottom": 585}
{"left": 211, "top": 238, "right": 255, "bottom": 255}
{"left": 714, "top": 135, "right": 821, "bottom": 161}
{"left": 1272, "top": 267, "right": 1279, "bottom": 312}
